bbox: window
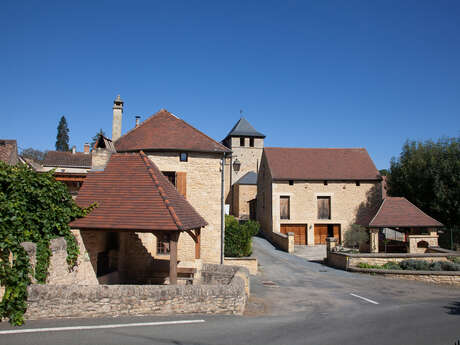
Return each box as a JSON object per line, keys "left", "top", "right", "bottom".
{"left": 317, "top": 196, "right": 331, "bottom": 219}
{"left": 324, "top": 181, "right": 328, "bottom": 186}
{"left": 157, "top": 233, "right": 171, "bottom": 255}
{"left": 289, "top": 180, "right": 294, "bottom": 186}
{"left": 280, "top": 196, "right": 290, "bottom": 220}
{"left": 250, "top": 138, "right": 254, "bottom": 147}
{"left": 240, "top": 137, "right": 245, "bottom": 146}
{"left": 180, "top": 152, "right": 188, "bottom": 162}
{"left": 162, "top": 171, "right": 176, "bottom": 186}
{"left": 355, "top": 181, "right": 360, "bottom": 186}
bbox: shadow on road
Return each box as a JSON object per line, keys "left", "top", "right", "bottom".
{"left": 444, "top": 301, "right": 460, "bottom": 315}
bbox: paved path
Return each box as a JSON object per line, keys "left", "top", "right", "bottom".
{"left": 0, "top": 237, "right": 459, "bottom": 345}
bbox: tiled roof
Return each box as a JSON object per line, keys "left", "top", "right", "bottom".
{"left": 368, "top": 197, "right": 443, "bottom": 228}
{"left": 70, "top": 152, "right": 208, "bottom": 231}
{"left": 235, "top": 171, "right": 258, "bottom": 185}
{"left": 224, "top": 117, "right": 265, "bottom": 139}
{"left": 115, "top": 109, "right": 231, "bottom": 154}
{"left": 0, "top": 139, "right": 19, "bottom": 165}
{"left": 264, "top": 147, "right": 380, "bottom": 181}
{"left": 43, "top": 151, "right": 92, "bottom": 168}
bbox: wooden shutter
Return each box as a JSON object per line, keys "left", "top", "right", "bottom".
{"left": 317, "top": 197, "right": 330, "bottom": 219}
{"left": 176, "top": 172, "right": 187, "bottom": 198}
{"left": 280, "top": 196, "right": 290, "bottom": 220}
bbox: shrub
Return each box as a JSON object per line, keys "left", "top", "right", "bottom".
{"left": 344, "top": 224, "right": 368, "bottom": 249}
{"left": 448, "top": 256, "right": 460, "bottom": 264}
{"left": 224, "top": 215, "right": 260, "bottom": 257}
{"left": 382, "top": 262, "right": 401, "bottom": 270}
{"left": 399, "top": 259, "right": 431, "bottom": 271}
{"left": 438, "top": 261, "right": 460, "bottom": 271}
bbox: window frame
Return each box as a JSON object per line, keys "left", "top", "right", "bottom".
{"left": 156, "top": 233, "right": 171, "bottom": 255}
{"left": 180, "top": 152, "right": 188, "bottom": 162}
{"left": 280, "top": 196, "right": 290, "bottom": 220}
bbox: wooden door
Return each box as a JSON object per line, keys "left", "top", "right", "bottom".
{"left": 280, "top": 224, "right": 307, "bottom": 245}
{"left": 314, "top": 224, "right": 328, "bottom": 244}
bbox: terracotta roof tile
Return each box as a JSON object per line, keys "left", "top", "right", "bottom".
{"left": 264, "top": 147, "right": 380, "bottom": 180}
{"left": 43, "top": 151, "right": 92, "bottom": 168}
{"left": 0, "top": 139, "right": 18, "bottom": 165}
{"left": 70, "top": 152, "right": 207, "bottom": 231}
{"left": 115, "top": 109, "right": 231, "bottom": 153}
{"left": 368, "top": 197, "right": 443, "bottom": 228}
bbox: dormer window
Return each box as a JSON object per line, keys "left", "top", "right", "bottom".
{"left": 240, "top": 137, "right": 245, "bottom": 147}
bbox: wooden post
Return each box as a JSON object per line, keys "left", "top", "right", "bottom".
{"left": 195, "top": 228, "right": 201, "bottom": 259}
{"left": 169, "top": 232, "right": 179, "bottom": 285}
{"left": 370, "top": 228, "right": 379, "bottom": 253}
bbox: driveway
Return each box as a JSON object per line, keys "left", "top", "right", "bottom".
{"left": 0, "top": 237, "right": 458, "bottom": 345}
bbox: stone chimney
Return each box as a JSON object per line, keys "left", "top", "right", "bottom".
{"left": 91, "top": 148, "right": 112, "bottom": 171}
{"left": 112, "top": 95, "right": 124, "bottom": 141}
{"left": 135, "top": 116, "right": 141, "bottom": 127}
{"left": 84, "top": 143, "right": 90, "bottom": 154}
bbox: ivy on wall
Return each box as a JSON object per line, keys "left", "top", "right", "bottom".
{"left": 0, "top": 162, "right": 94, "bottom": 325}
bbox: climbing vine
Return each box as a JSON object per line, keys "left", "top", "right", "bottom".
{"left": 0, "top": 162, "right": 94, "bottom": 325}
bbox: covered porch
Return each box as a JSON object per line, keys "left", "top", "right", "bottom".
{"left": 365, "top": 197, "right": 443, "bottom": 253}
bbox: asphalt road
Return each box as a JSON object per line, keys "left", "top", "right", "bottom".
{"left": 1, "top": 237, "right": 459, "bottom": 345}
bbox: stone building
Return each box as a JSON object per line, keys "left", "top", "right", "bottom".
{"left": 42, "top": 144, "right": 92, "bottom": 196}
{"left": 0, "top": 139, "right": 19, "bottom": 165}
{"left": 257, "top": 147, "right": 383, "bottom": 246}
{"left": 222, "top": 118, "right": 265, "bottom": 218}
{"left": 77, "top": 95, "right": 231, "bottom": 283}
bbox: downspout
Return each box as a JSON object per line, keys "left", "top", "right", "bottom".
{"left": 221, "top": 152, "right": 226, "bottom": 265}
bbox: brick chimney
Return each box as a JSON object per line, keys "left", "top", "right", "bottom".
{"left": 112, "top": 95, "right": 124, "bottom": 141}
{"left": 135, "top": 115, "right": 141, "bottom": 128}
{"left": 71, "top": 146, "right": 76, "bottom": 154}
{"left": 84, "top": 143, "right": 90, "bottom": 154}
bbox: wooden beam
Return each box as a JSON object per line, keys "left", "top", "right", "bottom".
{"left": 169, "top": 232, "right": 179, "bottom": 285}
{"left": 195, "top": 228, "right": 201, "bottom": 259}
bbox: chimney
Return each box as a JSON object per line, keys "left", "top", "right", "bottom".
{"left": 71, "top": 146, "right": 76, "bottom": 154}
{"left": 112, "top": 94, "right": 124, "bottom": 141}
{"left": 84, "top": 142, "right": 90, "bottom": 154}
{"left": 135, "top": 115, "right": 141, "bottom": 127}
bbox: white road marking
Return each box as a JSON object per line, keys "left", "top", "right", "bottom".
{"left": 0, "top": 319, "right": 206, "bottom": 335}
{"left": 350, "top": 293, "right": 379, "bottom": 305}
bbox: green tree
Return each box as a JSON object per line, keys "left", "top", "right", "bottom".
{"left": 0, "top": 162, "right": 94, "bottom": 325}
{"left": 90, "top": 129, "right": 106, "bottom": 150}
{"left": 55, "top": 116, "right": 70, "bottom": 151}
{"left": 224, "top": 215, "right": 260, "bottom": 257}
{"left": 387, "top": 137, "right": 460, "bottom": 247}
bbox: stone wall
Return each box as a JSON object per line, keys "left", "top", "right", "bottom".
{"left": 233, "top": 184, "right": 257, "bottom": 219}
{"left": 23, "top": 264, "right": 249, "bottom": 320}
{"left": 146, "top": 151, "right": 223, "bottom": 264}
{"left": 230, "top": 137, "right": 263, "bottom": 188}
{"left": 256, "top": 152, "right": 273, "bottom": 238}
{"left": 327, "top": 251, "right": 460, "bottom": 271}
{"left": 270, "top": 231, "right": 294, "bottom": 253}
{"left": 348, "top": 267, "right": 460, "bottom": 287}
{"left": 224, "top": 257, "right": 258, "bottom": 275}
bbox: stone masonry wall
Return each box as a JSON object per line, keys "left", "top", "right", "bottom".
{"left": 234, "top": 184, "right": 257, "bottom": 218}
{"left": 272, "top": 180, "right": 381, "bottom": 245}
{"left": 24, "top": 264, "right": 249, "bottom": 320}
{"left": 146, "top": 151, "right": 222, "bottom": 264}
{"left": 256, "top": 152, "right": 273, "bottom": 238}
{"left": 230, "top": 137, "right": 263, "bottom": 188}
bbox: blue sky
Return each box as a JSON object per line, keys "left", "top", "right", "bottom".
{"left": 1, "top": 1, "right": 459, "bottom": 169}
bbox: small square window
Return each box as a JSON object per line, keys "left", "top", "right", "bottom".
{"left": 250, "top": 138, "right": 254, "bottom": 147}
{"left": 356, "top": 181, "right": 360, "bottom": 186}
{"left": 289, "top": 180, "right": 294, "bottom": 186}
{"left": 240, "top": 137, "right": 245, "bottom": 146}
{"left": 180, "top": 152, "right": 188, "bottom": 162}
{"left": 157, "top": 233, "right": 171, "bottom": 255}
{"left": 324, "top": 181, "right": 328, "bottom": 186}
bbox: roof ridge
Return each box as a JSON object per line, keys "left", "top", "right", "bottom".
{"left": 265, "top": 147, "right": 366, "bottom": 150}
{"left": 139, "top": 151, "right": 184, "bottom": 230}
{"left": 369, "top": 198, "right": 386, "bottom": 226}
{"left": 114, "top": 110, "right": 166, "bottom": 143}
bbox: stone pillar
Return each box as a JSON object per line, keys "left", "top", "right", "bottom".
{"left": 326, "top": 237, "right": 337, "bottom": 253}
{"left": 370, "top": 228, "right": 379, "bottom": 253}
{"left": 112, "top": 95, "right": 124, "bottom": 141}
{"left": 169, "top": 232, "right": 179, "bottom": 285}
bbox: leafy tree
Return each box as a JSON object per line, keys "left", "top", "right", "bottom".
{"left": 344, "top": 224, "right": 368, "bottom": 249}
{"left": 379, "top": 169, "right": 389, "bottom": 176}
{"left": 20, "top": 148, "right": 47, "bottom": 164}
{"left": 55, "top": 116, "right": 70, "bottom": 151}
{"left": 90, "top": 129, "right": 106, "bottom": 150}
{"left": 0, "top": 162, "right": 94, "bottom": 325}
{"left": 387, "top": 137, "right": 460, "bottom": 248}
{"left": 224, "top": 215, "right": 259, "bottom": 257}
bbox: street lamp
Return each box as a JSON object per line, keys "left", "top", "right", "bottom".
{"left": 233, "top": 158, "right": 241, "bottom": 172}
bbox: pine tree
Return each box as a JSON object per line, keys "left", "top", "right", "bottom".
{"left": 55, "top": 116, "right": 70, "bottom": 151}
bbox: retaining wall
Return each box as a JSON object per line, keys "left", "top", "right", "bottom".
{"left": 270, "top": 232, "right": 294, "bottom": 253}
{"left": 224, "top": 257, "right": 258, "bottom": 275}
{"left": 24, "top": 264, "right": 249, "bottom": 320}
